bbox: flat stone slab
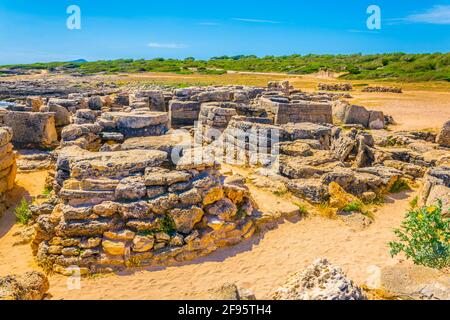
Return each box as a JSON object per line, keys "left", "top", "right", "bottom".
{"left": 58, "top": 146, "right": 167, "bottom": 179}
{"left": 121, "top": 132, "right": 191, "bottom": 155}
{"left": 102, "top": 111, "right": 168, "bottom": 129}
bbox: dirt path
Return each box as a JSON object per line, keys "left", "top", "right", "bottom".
{"left": 0, "top": 171, "right": 413, "bottom": 300}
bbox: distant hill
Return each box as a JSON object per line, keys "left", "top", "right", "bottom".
{"left": 68, "top": 59, "right": 88, "bottom": 63}
{"left": 1, "top": 53, "right": 449, "bottom": 82}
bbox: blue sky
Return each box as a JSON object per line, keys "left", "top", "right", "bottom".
{"left": 0, "top": 0, "right": 449, "bottom": 64}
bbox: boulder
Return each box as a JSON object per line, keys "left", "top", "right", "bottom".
{"left": 2, "top": 111, "right": 58, "bottom": 148}
{"left": 88, "top": 96, "right": 103, "bottom": 111}
{"left": 333, "top": 102, "right": 370, "bottom": 128}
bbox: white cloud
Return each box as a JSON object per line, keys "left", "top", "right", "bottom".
{"left": 147, "top": 42, "right": 187, "bottom": 49}
{"left": 400, "top": 5, "right": 450, "bottom": 25}
{"left": 232, "top": 18, "right": 281, "bottom": 24}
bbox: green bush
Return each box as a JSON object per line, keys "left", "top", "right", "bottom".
{"left": 3, "top": 53, "right": 449, "bottom": 82}
{"left": 15, "top": 198, "right": 32, "bottom": 225}
{"left": 389, "top": 200, "right": 450, "bottom": 269}
{"left": 342, "top": 201, "right": 363, "bottom": 213}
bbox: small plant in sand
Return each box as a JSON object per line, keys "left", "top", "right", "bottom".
{"left": 389, "top": 179, "right": 411, "bottom": 194}
{"left": 126, "top": 257, "right": 142, "bottom": 268}
{"left": 42, "top": 186, "right": 53, "bottom": 196}
{"left": 15, "top": 198, "right": 32, "bottom": 225}
{"left": 389, "top": 200, "right": 450, "bottom": 269}
{"left": 293, "top": 202, "right": 308, "bottom": 215}
{"left": 409, "top": 196, "right": 419, "bottom": 209}
{"left": 342, "top": 201, "right": 363, "bottom": 213}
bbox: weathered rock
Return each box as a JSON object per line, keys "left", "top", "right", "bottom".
{"left": 369, "top": 263, "right": 450, "bottom": 300}
{"left": 272, "top": 259, "right": 366, "bottom": 300}
{"left": 0, "top": 272, "right": 49, "bottom": 300}
{"left": 2, "top": 111, "right": 58, "bottom": 148}
{"left": 208, "top": 283, "right": 256, "bottom": 300}
{"left": 169, "top": 206, "right": 204, "bottom": 234}
{"left": 102, "top": 239, "right": 126, "bottom": 256}
{"left": 132, "top": 235, "right": 155, "bottom": 252}
{"left": 88, "top": 96, "right": 103, "bottom": 111}
{"left": 115, "top": 176, "right": 147, "bottom": 201}
{"left": 437, "top": 121, "right": 450, "bottom": 148}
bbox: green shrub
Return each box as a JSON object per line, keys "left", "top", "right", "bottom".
{"left": 5, "top": 53, "right": 448, "bottom": 82}
{"left": 342, "top": 201, "right": 363, "bottom": 213}
{"left": 389, "top": 179, "right": 411, "bottom": 194}
{"left": 15, "top": 198, "right": 32, "bottom": 225}
{"left": 389, "top": 200, "right": 450, "bottom": 269}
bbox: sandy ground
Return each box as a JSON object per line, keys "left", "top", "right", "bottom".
{"left": 0, "top": 171, "right": 412, "bottom": 300}
{"left": 0, "top": 171, "right": 47, "bottom": 277}
{"left": 349, "top": 90, "right": 450, "bottom": 131}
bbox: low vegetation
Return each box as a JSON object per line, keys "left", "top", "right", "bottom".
{"left": 389, "top": 200, "right": 450, "bottom": 269}
{"left": 42, "top": 187, "right": 53, "bottom": 197}
{"left": 139, "top": 215, "right": 176, "bottom": 236}
{"left": 389, "top": 179, "right": 411, "bottom": 194}
{"left": 2, "top": 53, "right": 449, "bottom": 82}
{"left": 342, "top": 201, "right": 364, "bottom": 213}
{"left": 15, "top": 198, "right": 32, "bottom": 225}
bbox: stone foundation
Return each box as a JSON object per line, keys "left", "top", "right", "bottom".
{"left": 0, "top": 127, "right": 17, "bottom": 214}
{"left": 259, "top": 97, "right": 333, "bottom": 125}
{"left": 34, "top": 147, "right": 257, "bottom": 275}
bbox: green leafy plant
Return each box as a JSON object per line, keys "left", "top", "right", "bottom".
{"left": 15, "top": 198, "right": 32, "bottom": 225}
{"left": 342, "top": 201, "right": 363, "bottom": 213}
{"left": 42, "top": 186, "right": 53, "bottom": 196}
{"left": 389, "top": 200, "right": 450, "bottom": 269}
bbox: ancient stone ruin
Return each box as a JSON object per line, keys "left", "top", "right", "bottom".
{"left": 362, "top": 86, "right": 403, "bottom": 94}
{"left": 0, "top": 78, "right": 447, "bottom": 278}
{"left": 0, "top": 127, "right": 17, "bottom": 214}
{"left": 33, "top": 145, "right": 257, "bottom": 274}
{"left": 318, "top": 83, "right": 353, "bottom": 91}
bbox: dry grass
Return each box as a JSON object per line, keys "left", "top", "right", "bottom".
{"left": 105, "top": 71, "right": 450, "bottom": 92}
